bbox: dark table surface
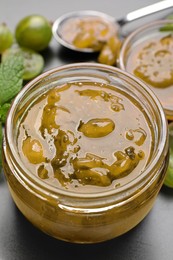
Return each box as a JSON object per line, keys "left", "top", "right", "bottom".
{"left": 1, "top": 0, "right": 173, "bottom": 259}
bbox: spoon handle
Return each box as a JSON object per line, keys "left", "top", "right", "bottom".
{"left": 117, "top": 0, "right": 173, "bottom": 26}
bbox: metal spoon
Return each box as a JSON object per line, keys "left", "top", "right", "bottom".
{"left": 52, "top": 0, "right": 173, "bottom": 53}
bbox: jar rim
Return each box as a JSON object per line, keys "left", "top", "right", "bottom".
{"left": 4, "top": 62, "right": 168, "bottom": 199}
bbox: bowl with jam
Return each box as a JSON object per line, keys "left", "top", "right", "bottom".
{"left": 119, "top": 19, "right": 173, "bottom": 120}
{"left": 2, "top": 63, "right": 168, "bottom": 243}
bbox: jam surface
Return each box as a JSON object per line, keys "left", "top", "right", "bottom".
{"left": 126, "top": 33, "right": 173, "bottom": 112}
{"left": 60, "top": 16, "right": 117, "bottom": 51}
{"left": 17, "top": 82, "right": 153, "bottom": 192}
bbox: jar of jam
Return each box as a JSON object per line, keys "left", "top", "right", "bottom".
{"left": 2, "top": 63, "right": 169, "bottom": 243}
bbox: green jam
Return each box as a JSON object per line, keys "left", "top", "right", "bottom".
{"left": 133, "top": 34, "right": 173, "bottom": 88}
{"left": 17, "top": 81, "right": 153, "bottom": 192}
{"left": 126, "top": 33, "right": 173, "bottom": 114}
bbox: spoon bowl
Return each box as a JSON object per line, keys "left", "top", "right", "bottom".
{"left": 52, "top": 0, "right": 173, "bottom": 53}
{"left": 52, "top": 10, "right": 118, "bottom": 53}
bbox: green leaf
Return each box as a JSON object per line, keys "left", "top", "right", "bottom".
{"left": 164, "top": 152, "right": 173, "bottom": 188}
{"left": 160, "top": 14, "right": 173, "bottom": 32}
{"left": 0, "top": 103, "right": 11, "bottom": 124}
{"left": 160, "top": 23, "right": 173, "bottom": 32}
{"left": 2, "top": 46, "right": 44, "bottom": 81}
{"left": 164, "top": 124, "right": 173, "bottom": 188}
{"left": 0, "top": 53, "right": 24, "bottom": 105}
{"left": 0, "top": 122, "right": 2, "bottom": 166}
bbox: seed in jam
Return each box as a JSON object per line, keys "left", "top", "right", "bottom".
{"left": 22, "top": 137, "right": 46, "bottom": 164}
{"left": 78, "top": 118, "right": 115, "bottom": 138}
{"left": 37, "top": 165, "right": 49, "bottom": 179}
{"left": 126, "top": 128, "right": 147, "bottom": 146}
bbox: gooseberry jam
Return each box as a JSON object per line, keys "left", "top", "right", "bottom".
{"left": 3, "top": 63, "right": 168, "bottom": 243}
{"left": 17, "top": 81, "right": 153, "bottom": 193}
{"left": 119, "top": 20, "right": 173, "bottom": 120}
{"left": 126, "top": 34, "right": 173, "bottom": 112}
{"left": 59, "top": 15, "right": 117, "bottom": 51}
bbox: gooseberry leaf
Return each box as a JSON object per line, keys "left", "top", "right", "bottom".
{"left": 164, "top": 125, "right": 173, "bottom": 188}
{"left": 160, "top": 14, "right": 173, "bottom": 31}
{"left": 0, "top": 122, "right": 2, "bottom": 166}
{"left": 0, "top": 103, "right": 11, "bottom": 124}
{"left": 164, "top": 152, "right": 173, "bottom": 188}
{"left": 160, "top": 24, "right": 173, "bottom": 31}
{"left": 0, "top": 53, "right": 24, "bottom": 105}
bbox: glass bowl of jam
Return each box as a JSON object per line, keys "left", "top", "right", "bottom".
{"left": 119, "top": 19, "right": 173, "bottom": 121}
{"left": 2, "top": 63, "right": 169, "bottom": 243}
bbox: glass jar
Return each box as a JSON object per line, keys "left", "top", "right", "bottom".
{"left": 2, "top": 63, "right": 169, "bottom": 243}
{"left": 119, "top": 20, "right": 173, "bottom": 121}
